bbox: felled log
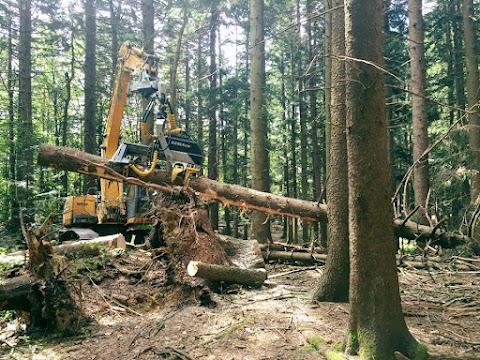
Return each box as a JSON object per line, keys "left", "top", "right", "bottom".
{"left": 187, "top": 261, "right": 267, "bottom": 287}
{"left": 37, "top": 144, "right": 326, "bottom": 222}
{"left": 260, "top": 242, "right": 324, "bottom": 253}
{"left": 0, "top": 234, "right": 126, "bottom": 267}
{"left": 0, "top": 275, "right": 31, "bottom": 311}
{"left": 58, "top": 233, "right": 126, "bottom": 253}
{"left": 37, "top": 144, "right": 472, "bottom": 248}
{"left": 263, "top": 250, "right": 327, "bottom": 264}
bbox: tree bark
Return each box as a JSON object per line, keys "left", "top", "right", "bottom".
{"left": 18, "top": 0, "right": 34, "bottom": 224}
{"left": 462, "top": 0, "right": 480, "bottom": 203}
{"left": 313, "top": 0, "right": 349, "bottom": 304}
{"left": 7, "top": 15, "right": 17, "bottom": 228}
{"left": 83, "top": 0, "right": 98, "bottom": 194}
{"left": 141, "top": 0, "right": 155, "bottom": 145}
{"left": 264, "top": 251, "right": 327, "bottom": 265}
{"left": 296, "top": 0, "right": 309, "bottom": 243}
{"left": 344, "top": 0, "right": 426, "bottom": 358}
{"left": 250, "top": 0, "right": 272, "bottom": 243}
{"left": 169, "top": 0, "right": 188, "bottom": 116}
{"left": 37, "top": 144, "right": 473, "bottom": 250}
{"left": 0, "top": 275, "right": 32, "bottom": 311}
{"left": 208, "top": 0, "right": 220, "bottom": 229}
{"left": 408, "top": 0, "right": 430, "bottom": 210}
{"left": 187, "top": 261, "right": 266, "bottom": 287}
{"left": 38, "top": 144, "right": 326, "bottom": 221}
{"left": 306, "top": 0, "right": 323, "bottom": 242}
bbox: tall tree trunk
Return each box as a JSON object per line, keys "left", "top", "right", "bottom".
{"left": 324, "top": 0, "right": 332, "bottom": 174}
{"left": 62, "top": 29, "right": 75, "bottom": 196}
{"left": 306, "top": 0, "right": 322, "bottom": 241}
{"left": 232, "top": 27, "right": 240, "bottom": 239}
{"left": 408, "top": 0, "right": 430, "bottom": 210}
{"left": 208, "top": 0, "right": 220, "bottom": 230}
{"left": 108, "top": 0, "right": 121, "bottom": 90}
{"left": 7, "top": 15, "right": 18, "bottom": 228}
{"left": 313, "top": 0, "right": 349, "bottom": 303}
{"left": 250, "top": 0, "right": 271, "bottom": 243}
{"left": 170, "top": 0, "right": 189, "bottom": 116}
{"left": 141, "top": 0, "right": 155, "bottom": 144}
{"left": 218, "top": 30, "right": 230, "bottom": 235}
{"left": 344, "top": 0, "right": 426, "bottom": 358}
{"left": 185, "top": 55, "right": 191, "bottom": 133}
{"left": 18, "top": 0, "right": 34, "bottom": 224}
{"left": 296, "top": 0, "right": 309, "bottom": 243}
{"left": 196, "top": 33, "right": 204, "bottom": 150}
{"left": 445, "top": 2, "right": 455, "bottom": 125}
{"left": 280, "top": 54, "right": 290, "bottom": 241}
{"left": 243, "top": 28, "right": 250, "bottom": 240}
{"left": 83, "top": 0, "right": 97, "bottom": 194}
{"left": 453, "top": 0, "right": 466, "bottom": 120}
{"left": 289, "top": 40, "right": 299, "bottom": 244}
{"left": 462, "top": 0, "right": 480, "bottom": 203}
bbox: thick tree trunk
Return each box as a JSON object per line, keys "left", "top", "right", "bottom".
{"left": 140, "top": 0, "right": 155, "bottom": 145}
{"left": 313, "top": 0, "right": 349, "bottom": 303}
{"left": 169, "top": 1, "right": 188, "bottom": 115}
{"left": 208, "top": 0, "right": 220, "bottom": 229}
{"left": 0, "top": 275, "right": 32, "bottom": 311}
{"left": 344, "top": 0, "right": 426, "bottom": 358}
{"left": 18, "top": 0, "right": 34, "bottom": 224}
{"left": 83, "top": 0, "right": 97, "bottom": 194}
{"left": 37, "top": 144, "right": 472, "bottom": 249}
{"left": 7, "top": 16, "right": 17, "bottom": 228}
{"left": 296, "top": 0, "right": 309, "bottom": 243}
{"left": 408, "top": 0, "right": 430, "bottom": 210}
{"left": 250, "top": 0, "right": 272, "bottom": 243}
{"left": 187, "top": 261, "right": 266, "bottom": 287}
{"left": 264, "top": 251, "right": 327, "bottom": 265}
{"left": 462, "top": 0, "right": 480, "bottom": 203}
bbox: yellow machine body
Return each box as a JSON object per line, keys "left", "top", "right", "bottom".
{"left": 63, "top": 195, "right": 98, "bottom": 226}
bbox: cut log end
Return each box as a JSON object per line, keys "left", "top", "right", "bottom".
{"left": 187, "top": 261, "right": 199, "bottom": 277}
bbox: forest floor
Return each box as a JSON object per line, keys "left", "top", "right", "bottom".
{"left": 0, "top": 245, "right": 479, "bottom": 360}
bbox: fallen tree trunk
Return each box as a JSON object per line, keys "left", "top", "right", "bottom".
{"left": 187, "top": 261, "right": 267, "bottom": 287}
{"left": 37, "top": 144, "right": 472, "bottom": 247}
{"left": 37, "top": 144, "right": 326, "bottom": 222}
{"left": 0, "top": 275, "right": 31, "bottom": 311}
{"left": 263, "top": 250, "right": 327, "bottom": 264}
{"left": 58, "top": 233, "right": 126, "bottom": 253}
{"left": 1, "top": 234, "right": 127, "bottom": 267}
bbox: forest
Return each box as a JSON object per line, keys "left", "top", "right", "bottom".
{"left": 0, "top": 0, "right": 479, "bottom": 359}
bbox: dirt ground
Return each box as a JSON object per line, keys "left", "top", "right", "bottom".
{"left": 1, "top": 249, "right": 479, "bottom": 360}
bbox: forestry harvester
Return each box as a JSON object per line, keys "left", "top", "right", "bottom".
{"left": 61, "top": 42, "right": 203, "bottom": 240}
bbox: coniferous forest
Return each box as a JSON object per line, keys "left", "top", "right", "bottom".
{"left": 0, "top": 0, "right": 479, "bottom": 359}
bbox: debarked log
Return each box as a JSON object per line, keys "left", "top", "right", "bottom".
{"left": 37, "top": 144, "right": 472, "bottom": 248}
{"left": 187, "top": 261, "right": 267, "bottom": 287}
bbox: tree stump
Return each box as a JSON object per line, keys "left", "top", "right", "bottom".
{"left": 151, "top": 195, "right": 232, "bottom": 303}
{"left": 25, "top": 214, "right": 84, "bottom": 335}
